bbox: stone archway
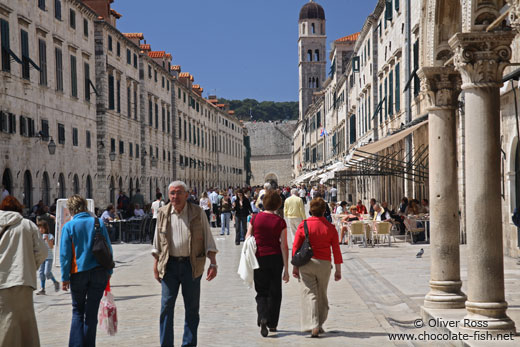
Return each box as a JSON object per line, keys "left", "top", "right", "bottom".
{"left": 2, "top": 168, "right": 13, "bottom": 196}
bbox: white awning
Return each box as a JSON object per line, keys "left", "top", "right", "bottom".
{"left": 293, "top": 170, "right": 318, "bottom": 184}
{"left": 354, "top": 120, "right": 428, "bottom": 155}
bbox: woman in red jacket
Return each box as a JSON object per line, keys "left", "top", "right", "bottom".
{"left": 292, "top": 197, "right": 343, "bottom": 338}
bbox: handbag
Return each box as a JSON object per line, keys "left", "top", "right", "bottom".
{"left": 291, "top": 220, "right": 313, "bottom": 267}
{"left": 92, "top": 218, "right": 115, "bottom": 270}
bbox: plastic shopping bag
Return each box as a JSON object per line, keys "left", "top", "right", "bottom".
{"left": 98, "top": 286, "right": 118, "bottom": 336}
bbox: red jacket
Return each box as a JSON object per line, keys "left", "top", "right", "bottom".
{"left": 356, "top": 204, "right": 367, "bottom": 214}
{"left": 292, "top": 216, "right": 343, "bottom": 264}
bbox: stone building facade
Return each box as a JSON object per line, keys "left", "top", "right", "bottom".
{"left": 294, "top": 0, "right": 520, "bottom": 333}
{"left": 0, "top": 0, "right": 245, "bottom": 210}
{"left": 246, "top": 121, "right": 297, "bottom": 187}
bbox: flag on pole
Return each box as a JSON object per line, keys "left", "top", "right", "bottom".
{"left": 320, "top": 128, "right": 328, "bottom": 137}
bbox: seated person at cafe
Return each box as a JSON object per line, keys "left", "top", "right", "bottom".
{"left": 336, "top": 201, "right": 348, "bottom": 215}
{"left": 373, "top": 203, "right": 391, "bottom": 222}
{"left": 421, "top": 199, "right": 429, "bottom": 213}
{"left": 330, "top": 202, "right": 337, "bottom": 214}
{"left": 134, "top": 204, "right": 145, "bottom": 217}
{"left": 356, "top": 200, "right": 368, "bottom": 215}
{"left": 369, "top": 198, "right": 376, "bottom": 218}
{"left": 339, "top": 206, "right": 361, "bottom": 244}
{"left": 405, "top": 199, "right": 422, "bottom": 215}
{"left": 101, "top": 205, "right": 117, "bottom": 240}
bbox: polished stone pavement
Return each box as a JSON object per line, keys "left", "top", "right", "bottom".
{"left": 33, "top": 225, "right": 520, "bottom": 346}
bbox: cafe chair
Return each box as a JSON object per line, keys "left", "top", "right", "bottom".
{"left": 403, "top": 217, "right": 425, "bottom": 244}
{"left": 349, "top": 221, "right": 367, "bottom": 248}
{"left": 375, "top": 222, "right": 392, "bottom": 247}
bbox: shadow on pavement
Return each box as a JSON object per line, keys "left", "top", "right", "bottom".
{"left": 114, "top": 294, "right": 159, "bottom": 302}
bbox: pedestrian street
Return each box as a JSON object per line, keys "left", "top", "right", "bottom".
{"left": 30, "top": 218, "right": 518, "bottom": 347}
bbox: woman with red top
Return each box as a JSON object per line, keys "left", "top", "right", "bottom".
{"left": 245, "top": 190, "right": 289, "bottom": 338}
{"left": 356, "top": 200, "right": 368, "bottom": 215}
{"left": 292, "top": 197, "right": 343, "bottom": 338}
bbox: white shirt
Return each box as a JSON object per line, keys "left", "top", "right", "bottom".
{"left": 330, "top": 187, "right": 337, "bottom": 197}
{"left": 336, "top": 206, "right": 344, "bottom": 214}
{"left": 0, "top": 189, "right": 8, "bottom": 204}
{"left": 298, "top": 189, "right": 306, "bottom": 198}
{"left": 209, "top": 191, "right": 219, "bottom": 205}
{"left": 134, "top": 209, "right": 145, "bottom": 217}
{"left": 199, "top": 198, "right": 211, "bottom": 211}
{"left": 310, "top": 188, "right": 317, "bottom": 199}
{"left": 151, "top": 200, "right": 164, "bottom": 219}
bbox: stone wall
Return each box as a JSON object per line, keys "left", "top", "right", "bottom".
{"left": 245, "top": 121, "right": 296, "bottom": 186}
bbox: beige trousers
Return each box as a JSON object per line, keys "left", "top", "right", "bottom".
{"left": 287, "top": 217, "right": 303, "bottom": 248}
{"left": 0, "top": 286, "right": 40, "bottom": 347}
{"left": 299, "top": 258, "right": 331, "bottom": 331}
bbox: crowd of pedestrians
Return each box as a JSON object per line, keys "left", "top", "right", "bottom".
{"left": 1, "top": 180, "right": 422, "bottom": 346}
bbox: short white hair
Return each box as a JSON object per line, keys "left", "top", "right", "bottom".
{"left": 168, "top": 181, "right": 188, "bottom": 192}
{"left": 263, "top": 182, "right": 271, "bottom": 190}
{"left": 291, "top": 188, "right": 299, "bottom": 195}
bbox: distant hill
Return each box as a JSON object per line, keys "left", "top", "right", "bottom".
{"left": 218, "top": 98, "right": 298, "bottom": 121}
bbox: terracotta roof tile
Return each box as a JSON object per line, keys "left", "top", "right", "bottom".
{"left": 216, "top": 104, "right": 226, "bottom": 108}
{"left": 110, "top": 9, "right": 122, "bottom": 19}
{"left": 171, "top": 65, "right": 181, "bottom": 71}
{"left": 124, "top": 33, "right": 144, "bottom": 39}
{"left": 335, "top": 32, "right": 360, "bottom": 43}
{"left": 140, "top": 44, "right": 151, "bottom": 51}
{"left": 228, "top": 110, "right": 235, "bottom": 115}
{"left": 148, "top": 51, "right": 165, "bottom": 58}
{"left": 179, "top": 72, "right": 190, "bottom": 78}
{"left": 165, "top": 53, "right": 172, "bottom": 59}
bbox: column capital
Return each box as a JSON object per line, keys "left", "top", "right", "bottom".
{"left": 418, "top": 66, "right": 461, "bottom": 111}
{"left": 449, "top": 32, "right": 514, "bottom": 90}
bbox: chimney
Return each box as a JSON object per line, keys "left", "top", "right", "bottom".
{"left": 83, "top": 0, "right": 113, "bottom": 21}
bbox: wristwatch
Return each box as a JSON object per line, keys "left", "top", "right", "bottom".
{"left": 209, "top": 263, "right": 218, "bottom": 269}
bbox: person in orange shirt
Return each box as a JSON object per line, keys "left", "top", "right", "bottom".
{"left": 356, "top": 200, "right": 368, "bottom": 215}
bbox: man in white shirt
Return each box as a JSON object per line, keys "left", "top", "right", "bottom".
{"left": 150, "top": 193, "right": 164, "bottom": 240}
{"left": 208, "top": 188, "right": 219, "bottom": 227}
{"left": 255, "top": 182, "right": 271, "bottom": 210}
{"left": 298, "top": 185, "right": 307, "bottom": 205}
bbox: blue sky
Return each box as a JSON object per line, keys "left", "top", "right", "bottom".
{"left": 116, "top": 0, "right": 378, "bottom": 102}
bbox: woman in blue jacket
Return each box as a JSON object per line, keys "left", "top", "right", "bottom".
{"left": 60, "top": 195, "right": 113, "bottom": 347}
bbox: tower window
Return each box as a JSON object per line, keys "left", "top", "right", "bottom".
{"left": 307, "top": 50, "right": 312, "bottom": 62}
{"left": 302, "top": 23, "right": 306, "bottom": 35}
{"left": 315, "top": 50, "right": 319, "bottom": 62}
{"left": 311, "top": 23, "right": 315, "bottom": 34}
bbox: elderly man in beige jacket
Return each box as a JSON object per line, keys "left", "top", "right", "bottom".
{"left": 0, "top": 196, "right": 47, "bottom": 347}
{"left": 283, "top": 188, "right": 307, "bottom": 248}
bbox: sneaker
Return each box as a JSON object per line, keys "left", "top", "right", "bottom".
{"left": 54, "top": 281, "right": 60, "bottom": 292}
{"left": 36, "top": 289, "right": 46, "bottom": 295}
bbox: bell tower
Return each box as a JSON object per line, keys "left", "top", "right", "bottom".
{"left": 298, "top": 0, "right": 326, "bottom": 120}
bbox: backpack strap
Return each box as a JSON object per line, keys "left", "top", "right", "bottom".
{"left": 303, "top": 220, "right": 309, "bottom": 240}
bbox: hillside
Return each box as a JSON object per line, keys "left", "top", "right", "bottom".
{"left": 218, "top": 98, "right": 298, "bottom": 121}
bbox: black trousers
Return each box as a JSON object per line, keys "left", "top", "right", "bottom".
{"left": 253, "top": 254, "right": 283, "bottom": 329}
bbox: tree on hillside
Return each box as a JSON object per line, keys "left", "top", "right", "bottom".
{"left": 218, "top": 98, "right": 298, "bottom": 121}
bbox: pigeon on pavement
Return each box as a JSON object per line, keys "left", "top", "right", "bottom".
{"left": 416, "top": 248, "right": 424, "bottom": 258}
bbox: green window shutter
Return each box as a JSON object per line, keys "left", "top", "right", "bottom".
{"left": 395, "top": 0, "right": 400, "bottom": 11}
{"left": 384, "top": 77, "right": 388, "bottom": 119}
{"left": 389, "top": 70, "right": 394, "bottom": 116}
{"left": 352, "top": 56, "right": 360, "bottom": 72}
{"left": 71, "top": 55, "right": 77, "bottom": 97}
{"left": 379, "top": 84, "right": 383, "bottom": 123}
{"left": 385, "top": 0, "right": 393, "bottom": 21}
{"left": 395, "top": 63, "right": 400, "bottom": 112}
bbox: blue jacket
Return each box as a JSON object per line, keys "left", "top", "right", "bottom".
{"left": 60, "top": 212, "right": 113, "bottom": 281}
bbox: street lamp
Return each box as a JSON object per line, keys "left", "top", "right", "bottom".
{"left": 109, "top": 151, "right": 116, "bottom": 161}
{"left": 47, "top": 137, "right": 56, "bottom": 155}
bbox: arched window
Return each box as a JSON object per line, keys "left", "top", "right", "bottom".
{"left": 149, "top": 178, "right": 153, "bottom": 201}
{"left": 73, "top": 174, "right": 80, "bottom": 194}
{"left": 118, "top": 177, "right": 123, "bottom": 193}
{"left": 23, "top": 170, "right": 32, "bottom": 208}
{"left": 58, "top": 173, "right": 66, "bottom": 198}
{"left": 316, "top": 77, "right": 319, "bottom": 88}
{"left": 320, "top": 23, "right": 324, "bottom": 35}
{"left": 42, "top": 172, "right": 50, "bottom": 206}
{"left": 307, "top": 50, "right": 313, "bottom": 62}
{"left": 308, "top": 77, "right": 312, "bottom": 88}
{"left": 2, "top": 168, "right": 13, "bottom": 196}
{"left": 110, "top": 177, "right": 115, "bottom": 204}
{"left": 135, "top": 178, "right": 140, "bottom": 193}
{"left": 315, "top": 50, "right": 320, "bottom": 62}
{"left": 86, "top": 175, "right": 93, "bottom": 199}
{"left": 302, "top": 23, "right": 306, "bottom": 35}
{"left": 311, "top": 23, "right": 315, "bottom": 34}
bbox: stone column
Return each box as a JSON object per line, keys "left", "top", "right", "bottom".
{"left": 450, "top": 31, "right": 515, "bottom": 332}
{"left": 418, "top": 67, "right": 466, "bottom": 309}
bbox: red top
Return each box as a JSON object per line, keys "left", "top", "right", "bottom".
{"left": 292, "top": 216, "right": 343, "bottom": 264}
{"left": 252, "top": 212, "right": 287, "bottom": 257}
{"left": 356, "top": 205, "right": 367, "bottom": 214}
